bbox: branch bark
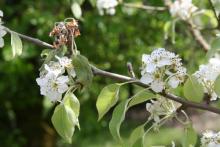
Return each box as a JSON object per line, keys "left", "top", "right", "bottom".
{"left": 5, "top": 26, "right": 220, "bottom": 115}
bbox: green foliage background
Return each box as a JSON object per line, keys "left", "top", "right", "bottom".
{"left": 0, "top": 0, "right": 216, "bottom": 146}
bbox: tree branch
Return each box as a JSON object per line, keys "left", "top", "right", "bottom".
{"left": 208, "top": 0, "right": 220, "bottom": 29}
{"left": 122, "top": 2, "right": 166, "bottom": 11}
{"left": 5, "top": 27, "right": 220, "bottom": 115}
{"left": 4, "top": 27, "right": 55, "bottom": 49}
{"left": 187, "top": 21, "right": 210, "bottom": 52}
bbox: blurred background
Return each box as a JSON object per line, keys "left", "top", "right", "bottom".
{"left": 0, "top": 0, "right": 219, "bottom": 147}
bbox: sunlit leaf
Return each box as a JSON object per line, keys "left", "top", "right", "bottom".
{"left": 96, "top": 83, "right": 121, "bottom": 121}
{"left": 129, "top": 123, "right": 145, "bottom": 147}
{"left": 71, "top": 2, "right": 82, "bottom": 19}
{"left": 207, "top": 37, "right": 220, "bottom": 59}
{"left": 164, "top": 21, "right": 171, "bottom": 40}
{"left": 11, "top": 32, "right": 22, "bottom": 57}
{"left": 89, "top": 0, "right": 96, "bottom": 7}
{"left": 181, "top": 125, "right": 197, "bottom": 147}
{"left": 128, "top": 90, "right": 155, "bottom": 108}
{"left": 51, "top": 104, "right": 76, "bottom": 143}
{"left": 63, "top": 92, "right": 80, "bottom": 129}
{"left": 109, "top": 100, "right": 129, "bottom": 143}
{"left": 183, "top": 76, "right": 204, "bottom": 102}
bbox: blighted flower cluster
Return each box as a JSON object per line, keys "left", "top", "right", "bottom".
{"left": 193, "top": 58, "right": 220, "bottom": 101}
{"left": 49, "top": 19, "right": 80, "bottom": 48}
{"left": 36, "top": 56, "right": 76, "bottom": 102}
{"left": 169, "top": 0, "right": 198, "bottom": 20}
{"left": 0, "top": 10, "right": 6, "bottom": 48}
{"left": 140, "top": 48, "right": 187, "bottom": 93}
{"left": 201, "top": 130, "right": 220, "bottom": 147}
{"left": 96, "top": 0, "right": 118, "bottom": 15}
{"left": 146, "top": 97, "right": 176, "bottom": 123}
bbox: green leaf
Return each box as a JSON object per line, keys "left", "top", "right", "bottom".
{"left": 214, "top": 75, "right": 220, "bottom": 97}
{"left": 71, "top": 2, "right": 82, "bottom": 19}
{"left": 183, "top": 76, "right": 204, "bottom": 102}
{"left": 128, "top": 90, "right": 155, "bottom": 108}
{"left": 129, "top": 124, "right": 145, "bottom": 147}
{"left": 163, "top": 21, "right": 171, "bottom": 39}
{"left": 109, "top": 100, "right": 129, "bottom": 143}
{"left": 40, "top": 49, "right": 52, "bottom": 58}
{"left": 63, "top": 92, "right": 80, "bottom": 129}
{"left": 89, "top": 0, "right": 96, "bottom": 7}
{"left": 72, "top": 54, "right": 93, "bottom": 88}
{"left": 207, "top": 37, "right": 220, "bottom": 59}
{"left": 181, "top": 125, "right": 197, "bottom": 147}
{"left": 96, "top": 83, "right": 121, "bottom": 121}
{"left": 51, "top": 104, "right": 76, "bottom": 143}
{"left": 11, "top": 32, "right": 22, "bottom": 57}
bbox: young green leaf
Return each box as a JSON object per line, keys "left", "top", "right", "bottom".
{"left": 11, "top": 32, "right": 22, "bottom": 57}
{"left": 163, "top": 21, "right": 171, "bottom": 39}
{"left": 182, "top": 125, "right": 198, "bottom": 147}
{"left": 63, "top": 92, "right": 80, "bottom": 129}
{"left": 128, "top": 90, "right": 155, "bottom": 108}
{"left": 51, "top": 104, "right": 76, "bottom": 143}
{"left": 206, "top": 37, "right": 220, "bottom": 59}
{"left": 129, "top": 124, "right": 145, "bottom": 147}
{"left": 109, "top": 100, "right": 129, "bottom": 143}
{"left": 214, "top": 75, "right": 220, "bottom": 97}
{"left": 183, "top": 76, "right": 204, "bottom": 102}
{"left": 71, "top": 2, "right": 82, "bottom": 19}
{"left": 72, "top": 54, "right": 93, "bottom": 88}
{"left": 96, "top": 83, "right": 121, "bottom": 121}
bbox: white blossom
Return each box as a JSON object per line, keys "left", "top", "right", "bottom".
{"left": 97, "top": 0, "right": 118, "bottom": 15}
{"left": 140, "top": 48, "right": 186, "bottom": 93}
{"left": 0, "top": 10, "right": 6, "bottom": 48}
{"left": 36, "top": 73, "right": 69, "bottom": 102}
{"left": 169, "top": 0, "right": 198, "bottom": 20}
{"left": 146, "top": 97, "right": 176, "bottom": 123}
{"left": 201, "top": 130, "right": 220, "bottom": 147}
{"left": 55, "top": 56, "right": 76, "bottom": 78}
{"left": 36, "top": 56, "right": 77, "bottom": 102}
{"left": 193, "top": 58, "right": 220, "bottom": 101}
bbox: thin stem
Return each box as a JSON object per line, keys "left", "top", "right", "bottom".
{"left": 208, "top": 0, "right": 220, "bottom": 29}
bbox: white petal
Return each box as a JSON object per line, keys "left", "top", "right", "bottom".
{"left": 151, "top": 80, "right": 164, "bottom": 93}
{"left": 69, "top": 68, "right": 76, "bottom": 78}
{"left": 57, "top": 76, "right": 69, "bottom": 84}
{"left": 36, "top": 77, "right": 47, "bottom": 86}
{"left": 0, "top": 29, "right": 6, "bottom": 37}
{"left": 47, "top": 91, "right": 62, "bottom": 102}
{"left": 0, "top": 37, "right": 4, "bottom": 48}
{"left": 0, "top": 10, "right": 3, "bottom": 17}
{"left": 142, "top": 54, "right": 150, "bottom": 63}
{"left": 168, "top": 76, "right": 179, "bottom": 88}
{"left": 140, "top": 74, "right": 154, "bottom": 84}
{"left": 58, "top": 84, "right": 69, "bottom": 93}
{"left": 146, "top": 63, "right": 156, "bottom": 73}
{"left": 157, "top": 57, "right": 172, "bottom": 67}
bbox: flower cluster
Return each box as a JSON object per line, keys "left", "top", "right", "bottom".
{"left": 169, "top": 0, "right": 198, "bottom": 20}
{"left": 96, "top": 0, "right": 118, "bottom": 15}
{"left": 36, "top": 56, "right": 76, "bottom": 102}
{"left": 140, "top": 48, "right": 186, "bottom": 93}
{"left": 0, "top": 10, "right": 6, "bottom": 48}
{"left": 201, "top": 130, "right": 220, "bottom": 147}
{"left": 193, "top": 58, "right": 220, "bottom": 101}
{"left": 49, "top": 19, "right": 80, "bottom": 48}
{"left": 146, "top": 97, "right": 176, "bottom": 123}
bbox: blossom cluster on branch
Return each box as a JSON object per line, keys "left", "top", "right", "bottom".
{"left": 36, "top": 56, "right": 76, "bottom": 102}
{"left": 140, "top": 48, "right": 187, "bottom": 92}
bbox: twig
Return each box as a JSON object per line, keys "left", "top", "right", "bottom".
{"left": 187, "top": 21, "right": 210, "bottom": 52}
{"left": 127, "top": 62, "right": 136, "bottom": 78}
{"left": 122, "top": 3, "right": 166, "bottom": 11}
{"left": 6, "top": 27, "right": 220, "bottom": 115}
{"left": 4, "top": 27, "right": 55, "bottom": 49}
{"left": 208, "top": 0, "right": 220, "bottom": 29}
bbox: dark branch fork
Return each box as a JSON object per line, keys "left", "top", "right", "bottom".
{"left": 4, "top": 27, "right": 220, "bottom": 115}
